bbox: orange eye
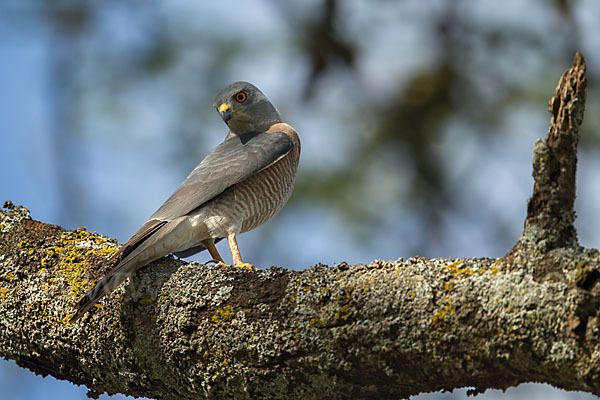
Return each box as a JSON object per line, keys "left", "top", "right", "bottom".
{"left": 235, "top": 91, "right": 247, "bottom": 103}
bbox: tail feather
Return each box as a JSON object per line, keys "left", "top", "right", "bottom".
{"left": 70, "top": 272, "right": 129, "bottom": 322}
{"left": 69, "top": 217, "right": 191, "bottom": 322}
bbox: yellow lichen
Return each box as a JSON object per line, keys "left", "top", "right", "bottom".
{"left": 140, "top": 297, "right": 154, "bottom": 307}
{"left": 57, "top": 313, "right": 73, "bottom": 326}
{"left": 37, "top": 230, "right": 118, "bottom": 306}
{"left": 432, "top": 310, "right": 445, "bottom": 324}
{"left": 211, "top": 305, "right": 235, "bottom": 326}
{"left": 453, "top": 268, "right": 473, "bottom": 278}
{"left": 0, "top": 288, "right": 8, "bottom": 300}
{"left": 337, "top": 285, "right": 354, "bottom": 300}
{"left": 442, "top": 260, "right": 463, "bottom": 270}
{"left": 89, "top": 247, "right": 118, "bottom": 259}
{"left": 286, "top": 295, "right": 297, "bottom": 310}
{"left": 431, "top": 304, "right": 456, "bottom": 326}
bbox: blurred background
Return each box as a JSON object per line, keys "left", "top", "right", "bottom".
{"left": 1, "top": 0, "right": 599, "bottom": 399}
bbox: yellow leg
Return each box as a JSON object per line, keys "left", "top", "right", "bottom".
{"left": 227, "top": 234, "right": 243, "bottom": 266}
{"left": 227, "top": 234, "right": 256, "bottom": 270}
{"left": 202, "top": 239, "right": 224, "bottom": 263}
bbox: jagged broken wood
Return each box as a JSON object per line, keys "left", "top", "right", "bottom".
{"left": 1, "top": 53, "right": 599, "bottom": 400}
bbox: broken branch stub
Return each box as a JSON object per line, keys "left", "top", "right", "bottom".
{"left": 515, "top": 53, "right": 587, "bottom": 254}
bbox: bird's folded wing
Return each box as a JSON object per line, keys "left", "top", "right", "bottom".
{"left": 150, "top": 130, "right": 294, "bottom": 221}
{"left": 110, "top": 130, "right": 293, "bottom": 262}
{"left": 112, "top": 219, "right": 168, "bottom": 261}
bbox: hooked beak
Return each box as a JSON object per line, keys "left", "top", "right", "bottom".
{"left": 218, "top": 103, "right": 233, "bottom": 123}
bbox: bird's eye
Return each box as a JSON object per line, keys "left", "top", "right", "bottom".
{"left": 235, "top": 91, "right": 247, "bottom": 103}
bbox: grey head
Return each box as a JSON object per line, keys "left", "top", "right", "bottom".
{"left": 213, "top": 81, "right": 282, "bottom": 135}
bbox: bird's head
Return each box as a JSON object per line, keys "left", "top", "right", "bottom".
{"left": 213, "top": 82, "right": 282, "bottom": 135}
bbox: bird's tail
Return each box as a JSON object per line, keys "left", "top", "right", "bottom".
{"left": 70, "top": 271, "right": 129, "bottom": 323}
{"left": 70, "top": 218, "right": 186, "bottom": 322}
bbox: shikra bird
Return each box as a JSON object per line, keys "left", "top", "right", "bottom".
{"left": 70, "top": 81, "right": 300, "bottom": 322}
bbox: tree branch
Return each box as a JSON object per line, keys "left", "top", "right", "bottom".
{"left": 1, "top": 54, "right": 599, "bottom": 400}
{"left": 511, "top": 52, "right": 586, "bottom": 254}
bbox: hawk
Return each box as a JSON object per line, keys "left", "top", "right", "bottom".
{"left": 71, "top": 82, "right": 300, "bottom": 321}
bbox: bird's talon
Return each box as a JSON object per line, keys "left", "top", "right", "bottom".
{"left": 216, "top": 261, "right": 231, "bottom": 267}
{"left": 235, "top": 262, "right": 258, "bottom": 271}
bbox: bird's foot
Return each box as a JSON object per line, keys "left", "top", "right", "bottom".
{"left": 206, "top": 258, "right": 224, "bottom": 265}
{"left": 234, "top": 262, "right": 258, "bottom": 271}
{"left": 215, "top": 261, "right": 231, "bottom": 267}
{"left": 210, "top": 260, "right": 257, "bottom": 271}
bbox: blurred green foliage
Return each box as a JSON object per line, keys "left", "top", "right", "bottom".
{"left": 20, "top": 0, "right": 600, "bottom": 255}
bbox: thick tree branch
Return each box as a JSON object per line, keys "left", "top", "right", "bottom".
{"left": 1, "top": 54, "right": 599, "bottom": 400}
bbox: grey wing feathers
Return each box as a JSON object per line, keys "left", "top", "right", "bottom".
{"left": 150, "top": 131, "right": 294, "bottom": 221}
{"left": 112, "top": 219, "right": 168, "bottom": 261}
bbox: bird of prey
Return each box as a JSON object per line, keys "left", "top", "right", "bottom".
{"left": 71, "top": 81, "right": 300, "bottom": 322}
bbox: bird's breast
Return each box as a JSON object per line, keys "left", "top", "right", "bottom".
{"left": 238, "top": 144, "right": 299, "bottom": 233}
{"left": 190, "top": 124, "right": 300, "bottom": 238}
{"left": 238, "top": 124, "right": 300, "bottom": 233}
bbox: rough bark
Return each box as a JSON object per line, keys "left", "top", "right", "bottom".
{"left": 1, "top": 54, "right": 598, "bottom": 400}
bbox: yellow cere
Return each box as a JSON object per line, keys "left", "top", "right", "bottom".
{"left": 219, "top": 103, "right": 230, "bottom": 113}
